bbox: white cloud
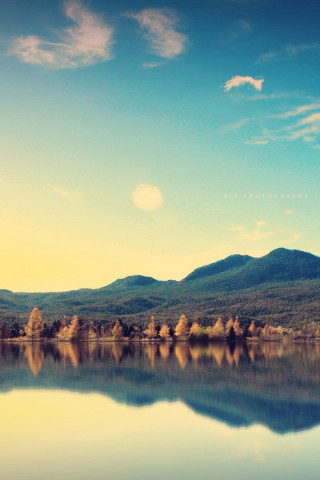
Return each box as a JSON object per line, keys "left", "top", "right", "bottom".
{"left": 9, "top": 1, "right": 114, "bottom": 69}
{"left": 256, "top": 221, "right": 266, "bottom": 226}
{"left": 126, "top": 8, "right": 187, "bottom": 59}
{"left": 224, "top": 76, "right": 264, "bottom": 92}
{"left": 244, "top": 140, "right": 269, "bottom": 145}
{"left": 284, "top": 210, "right": 294, "bottom": 214}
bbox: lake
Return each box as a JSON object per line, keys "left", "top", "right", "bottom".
{"left": 1, "top": 341, "right": 320, "bottom": 479}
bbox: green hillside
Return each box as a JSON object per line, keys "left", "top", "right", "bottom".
{"left": 0, "top": 248, "right": 320, "bottom": 328}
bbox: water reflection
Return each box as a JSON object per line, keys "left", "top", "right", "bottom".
{"left": 1, "top": 340, "right": 320, "bottom": 433}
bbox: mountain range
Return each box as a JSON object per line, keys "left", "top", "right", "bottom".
{"left": 1, "top": 247, "right": 320, "bottom": 327}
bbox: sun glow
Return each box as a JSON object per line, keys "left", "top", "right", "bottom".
{"left": 131, "top": 184, "right": 163, "bottom": 211}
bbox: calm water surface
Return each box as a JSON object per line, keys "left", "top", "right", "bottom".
{"left": 1, "top": 341, "right": 320, "bottom": 479}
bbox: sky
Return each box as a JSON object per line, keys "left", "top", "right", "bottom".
{"left": 0, "top": 0, "right": 319, "bottom": 292}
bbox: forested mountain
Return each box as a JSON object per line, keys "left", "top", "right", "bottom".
{"left": 0, "top": 248, "right": 320, "bottom": 328}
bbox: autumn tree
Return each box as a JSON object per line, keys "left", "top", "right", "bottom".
{"left": 56, "top": 315, "right": 80, "bottom": 340}
{"left": 112, "top": 320, "right": 123, "bottom": 340}
{"left": 206, "top": 316, "right": 225, "bottom": 339}
{"left": 56, "top": 317, "right": 70, "bottom": 340}
{"left": 212, "top": 316, "right": 225, "bottom": 337}
{"left": 277, "top": 325, "right": 284, "bottom": 336}
{"left": 189, "top": 322, "right": 203, "bottom": 339}
{"left": 159, "top": 323, "right": 171, "bottom": 340}
{"left": 233, "top": 317, "right": 243, "bottom": 337}
{"left": 144, "top": 316, "right": 158, "bottom": 339}
{"left": 88, "top": 321, "right": 97, "bottom": 340}
{"left": 225, "top": 317, "right": 234, "bottom": 336}
{"left": 69, "top": 315, "right": 80, "bottom": 340}
{"left": 248, "top": 321, "right": 258, "bottom": 337}
{"left": 175, "top": 314, "right": 189, "bottom": 339}
{"left": 25, "top": 307, "right": 44, "bottom": 341}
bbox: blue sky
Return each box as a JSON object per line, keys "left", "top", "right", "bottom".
{"left": 0, "top": 0, "right": 319, "bottom": 291}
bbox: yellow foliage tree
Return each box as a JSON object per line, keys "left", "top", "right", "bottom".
{"left": 69, "top": 315, "right": 80, "bottom": 340}
{"left": 225, "top": 317, "right": 234, "bottom": 336}
{"left": 277, "top": 325, "right": 284, "bottom": 335}
{"left": 190, "top": 322, "right": 203, "bottom": 338}
{"left": 175, "top": 314, "right": 189, "bottom": 338}
{"left": 262, "top": 324, "right": 276, "bottom": 338}
{"left": 25, "top": 307, "right": 44, "bottom": 341}
{"left": 233, "top": 317, "right": 243, "bottom": 337}
{"left": 112, "top": 320, "right": 123, "bottom": 340}
{"left": 144, "top": 316, "right": 158, "bottom": 339}
{"left": 159, "top": 323, "right": 171, "bottom": 339}
{"left": 207, "top": 316, "right": 225, "bottom": 338}
{"left": 88, "top": 321, "right": 97, "bottom": 340}
{"left": 248, "top": 321, "right": 258, "bottom": 337}
{"left": 56, "top": 317, "right": 70, "bottom": 340}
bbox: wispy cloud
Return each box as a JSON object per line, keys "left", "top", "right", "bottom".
{"left": 299, "top": 112, "right": 320, "bottom": 126}
{"left": 271, "top": 103, "right": 320, "bottom": 119}
{"left": 240, "top": 228, "right": 276, "bottom": 242}
{"left": 247, "top": 92, "right": 315, "bottom": 102}
{"left": 244, "top": 101, "right": 320, "bottom": 145}
{"left": 224, "top": 76, "right": 264, "bottom": 92}
{"left": 244, "top": 139, "right": 268, "bottom": 145}
{"left": 142, "top": 61, "right": 164, "bottom": 68}
{"left": 50, "top": 185, "right": 81, "bottom": 202}
{"left": 256, "top": 43, "right": 320, "bottom": 64}
{"left": 284, "top": 210, "right": 294, "bottom": 215}
{"left": 9, "top": 1, "right": 114, "bottom": 69}
{"left": 126, "top": 8, "right": 187, "bottom": 59}
{"left": 228, "top": 222, "right": 276, "bottom": 242}
{"left": 289, "top": 126, "right": 319, "bottom": 140}
{"left": 222, "top": 118, "right": 252, "bottom": 133}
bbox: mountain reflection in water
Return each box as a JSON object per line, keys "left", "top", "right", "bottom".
{"left": 1, "top": 340, "right": 320, "bottom": 434}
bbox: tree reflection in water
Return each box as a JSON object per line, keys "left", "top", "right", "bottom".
{"left": 1, "top": 340, "right": 320, "bottom": 434}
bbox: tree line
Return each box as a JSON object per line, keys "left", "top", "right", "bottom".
{"left": 1, "top": 307, "right": 320, "bottom": 342}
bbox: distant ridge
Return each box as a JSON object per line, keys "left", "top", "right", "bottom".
{"left": 0, "top": 247, "right": 320, "bottom": 327}
{"left": 228, "top": 248, "right": 320, "bottom": 290}
{"left": 105, "top": 275, "right": 159, "bottom": 289}
{"left": 183, "top": 254, "right": 254, "bottom": 282}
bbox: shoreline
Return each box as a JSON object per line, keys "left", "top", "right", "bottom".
{"left": 2, "top": 337, "right": 320, "bottom": 344}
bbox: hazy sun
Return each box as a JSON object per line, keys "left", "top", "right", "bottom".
{"left": 131, "top": 184, "right": 163, "bottom": 211}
